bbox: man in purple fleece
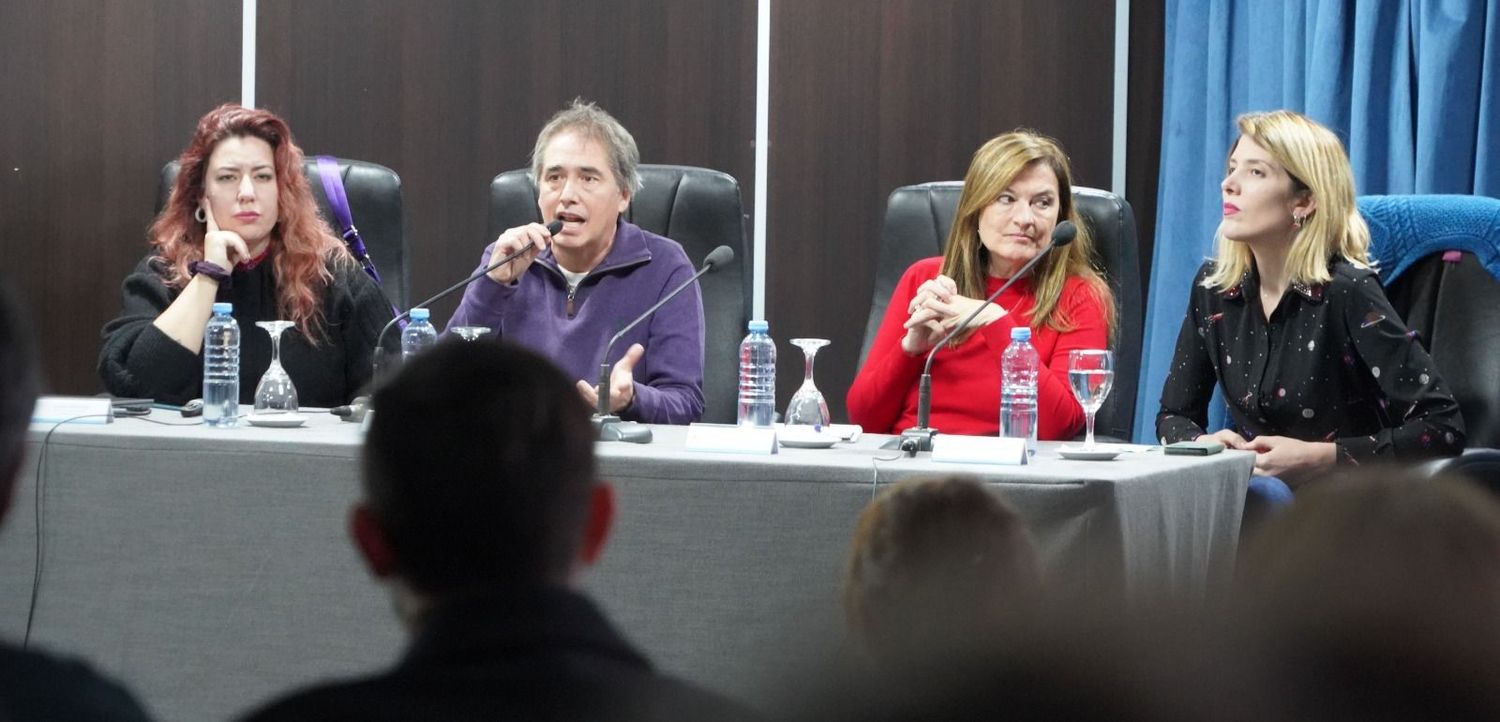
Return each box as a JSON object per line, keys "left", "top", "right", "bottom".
{"left": 448, "top": 100, "right": 705, "bottom": 424}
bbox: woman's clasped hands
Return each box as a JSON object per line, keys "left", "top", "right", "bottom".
{"left": 901, "top": 274, "right": 1006, "bottom": 355}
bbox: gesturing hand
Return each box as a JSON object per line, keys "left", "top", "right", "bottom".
{"left": 577, "top": 343, "right": 644, "bottom": 414}
{"left": 200, "top": 201, "right": 249, "bottom": 269}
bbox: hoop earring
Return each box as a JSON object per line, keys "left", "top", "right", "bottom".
{"left": 194, "top": 206, "right": 207, "bottom": 224}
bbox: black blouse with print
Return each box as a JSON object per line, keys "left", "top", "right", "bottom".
{"left": 1156, "top": 259, "right": 1465, "bottom": 464}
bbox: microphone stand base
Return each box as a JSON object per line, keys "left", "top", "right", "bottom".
{"left": 332, "top": 396, "right": 371, "bottom": 423}
{"left": 898, "top": 426, "right": 938, "bottom": 456}
{"left": 592, "top": 414, "right": 653, "bottom": 444}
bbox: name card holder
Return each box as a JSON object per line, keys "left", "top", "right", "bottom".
{"left": 685, "top": 423, "right": 778, "bottom": 455}
{"left": 931, "top": 435, "right": 1027, "bottom": 466}
{"left": 31, "top": 396, "right": 114, "bottom": 425}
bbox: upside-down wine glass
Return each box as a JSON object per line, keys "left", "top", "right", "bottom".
{"left": 1067, "top": 349, "right": 1114, "bottom": 449}
{"left": 254, "top": 321, "right": 299, "bottom": 415}
{"left": 449, "top": 326, "right": 493, "bottom": 342}
{"left": 784, "top": 338, "right": 831, "bottom": 428}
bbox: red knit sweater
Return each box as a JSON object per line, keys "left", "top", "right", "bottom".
{"left": 847, "top": 257, "right": 1110, "bottom": 438}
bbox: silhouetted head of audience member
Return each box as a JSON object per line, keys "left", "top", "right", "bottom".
{"left": 351, "top": 340, "right": 612, "bottom": 613}
{"left": 1237, "top": 467, "right": 1500, "bottom": 617}
{"left": 0, "top": 279, "right": 41, "bottom": 524}
{"left": 842, "top": 475, "right": 1041, "bottom": 663}
{"left": 1233, "top": 468, "right": 1500, "bottom": 719}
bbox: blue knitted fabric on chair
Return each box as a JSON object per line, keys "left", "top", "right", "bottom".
{"left": 1359, "top": 195, "right": 1500, "bottom": 285}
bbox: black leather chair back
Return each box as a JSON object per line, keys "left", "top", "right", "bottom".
{"left": 1384, "top": 252, "right": 1500, "bottom": 448}
{"left": 489, "top": 165, "right": 751, "bottom": 424}
{"left": 860, "top": 182, "right": 1143, "bottom": 441}
{"left": 158, "top": 158, "right": 409, "bottom": 309}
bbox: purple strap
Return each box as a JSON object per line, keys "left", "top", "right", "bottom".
{"left": 314, "top": 156, "right": 381, "bottom": 284}
{"left": 315, "top": 156, "right": 403, "bottom": 327}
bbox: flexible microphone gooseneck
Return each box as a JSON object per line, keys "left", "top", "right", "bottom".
{"left": 898, "top": 220, "right": 1078, "bottom": 454}
{"left": 593, "top": 244, "right": 735, "bottom": 443}
{"left": 370, "top": 220, "right": 564, "bottom": 374}
{"left": 336, "top": 220, "right": 564, "bottom": 422}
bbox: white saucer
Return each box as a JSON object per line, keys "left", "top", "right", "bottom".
{"left": 245, "top": 413, "right": 307, "bottom": 428}
{"left": 779, "top": 431, "right": 839, "bottom": 449}
{"left": 1057, "top": 445, "right": 1122, "bottom": 461}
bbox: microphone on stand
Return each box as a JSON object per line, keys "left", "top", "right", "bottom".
{"left": 593, "top": 245, "right": 735, "bottom": 443}
{"left": 336, "top": 220, "right": 564, "bottom": 422}
{"left": 898, "top": 220, "right": 1078, "bottom": 454}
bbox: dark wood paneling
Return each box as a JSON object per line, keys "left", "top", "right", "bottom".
{"left": 257, "top": 0, "right": 756, "bottom": 328}
{"left": 0, "top": 0, "right": 240, "bottom": 394}
{"left": 769, "top": 0, "right": 1118, "bottom": 421}
{"left": 1127, "top": 0, "right": 1166, "bottom": 301}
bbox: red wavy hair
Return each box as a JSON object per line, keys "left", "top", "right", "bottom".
{"left": 151, "top": 104, "right": 350, "bottom": 340}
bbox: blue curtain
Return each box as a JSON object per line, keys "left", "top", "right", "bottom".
{"left": 1133, "top": 0, "right": 1500, "bottom": 443}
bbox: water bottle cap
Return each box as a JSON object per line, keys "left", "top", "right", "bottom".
{"left": 211, "top": 302, "right": 233, "bottom": 315}
{"left": 1010, "top": 326, "right": 1032, "bottom": 342}
{"left": 410, "top": 307, "right": 430, "bottom": 321}
{"left": 748, "top": 320, "right": 769, "bottom": 332}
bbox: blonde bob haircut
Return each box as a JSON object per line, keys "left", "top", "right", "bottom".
{"left": 939, "top": 131, "right": 1114, "bottom": 337}
{"left": 1203, "top": 110, "right": 1372, "bottom": 291}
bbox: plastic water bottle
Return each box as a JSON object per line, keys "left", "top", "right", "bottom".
{"left": 737, "top": 320, "right": 777, "bottom": 427}
{"left": 202, "top": 302, "right": 240, "bottom": 427}
{"left": 401, "top": 307, "right": 438, "bottom": 360}
{"left": 1000, "top": 326, "right": 1039, "bottom": 455}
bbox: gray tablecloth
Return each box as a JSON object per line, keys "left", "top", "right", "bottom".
{"left": 2, "top": 412, "right": 1251, "bottom": 720}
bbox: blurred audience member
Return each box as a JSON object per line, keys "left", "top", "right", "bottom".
{"left": 805, "top": 468, "right": 1500, "bottom": 722}
{"left": 240, "top": 340, "right": 751, "bottom": 721}
{"left": 842, "top": 475, "right": 1041, "bottom": 665}
{"left": 0, "top": 279, "right": 151, "bottom": 721}
{"left": 1232, "top": 468, "right": 1500, "bottom": 720}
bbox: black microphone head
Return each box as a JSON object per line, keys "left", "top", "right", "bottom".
{"left": 703, "top": 245, "right": 735, "bottom": 269}
{"left": 1051, "top": 220, "right": 1078, "bottom": 247}
{"left": 545, "top": 220, "right": 564, "bottom": 236}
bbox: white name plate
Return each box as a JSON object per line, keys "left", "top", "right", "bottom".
{"left": 31, "top": 396, "right": 113, "bottom": 425}
{"left": 685, "top": 424, "right": 778, "bottom": 455}
{"left": 931, "top": 435, "right": 1027, "bottom": 466}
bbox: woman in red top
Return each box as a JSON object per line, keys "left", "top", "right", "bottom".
{"left": 848, "top": 131, "right": 1115, "bottom": 438}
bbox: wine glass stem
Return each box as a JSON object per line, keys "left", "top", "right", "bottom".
{"left": 802, "top": 350, "right": 817, "bottom": 385}
{"left": 269, "top": 330, "right": 283, "bottom": 367}
{"left": 1085, "top": 411, "right": 1096, "bottom": 449}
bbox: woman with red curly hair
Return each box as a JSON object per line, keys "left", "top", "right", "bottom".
{"left": 99, "top": 104, "right": 391, "bottom": 407}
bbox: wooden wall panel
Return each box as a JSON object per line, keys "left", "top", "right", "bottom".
{"left": 0, "top": 0, "right": 240, "bottom": 394}
{"left": 769, "top": 0, "right": 1118, "bottom": 421}
{"left": 1128, "top": 0, "right": 1166, "bottom": 300}
{"left": 257, "top": 0, "right": 757, "bottom": 328}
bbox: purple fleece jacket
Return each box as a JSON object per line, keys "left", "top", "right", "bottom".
{"left": 447, "top": 219, "right": 705, "bottom": 424}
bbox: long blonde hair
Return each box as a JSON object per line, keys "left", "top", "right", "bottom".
{"left": 1203, "top": 110, "right": 1372, "bottom": 291}
{"left": 940, "top": 131, "right": 1114, "bottom": 336}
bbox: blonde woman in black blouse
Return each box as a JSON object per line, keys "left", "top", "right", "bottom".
{"left": 1157, "top": 110, "right": 1464, "bottom": 485}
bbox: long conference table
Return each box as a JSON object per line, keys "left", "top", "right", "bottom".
{"left": 2, "top": 411, "right": 1252, "bottom": 721}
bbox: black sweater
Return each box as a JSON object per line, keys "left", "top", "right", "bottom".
{"left": 99, "top": 253, "right": 393, "bottom": 407}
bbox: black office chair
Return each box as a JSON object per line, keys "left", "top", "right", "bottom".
{"left": 1366, "top": 194, "right": 1500, "bottom": 488}
{"left": 489, "top": 165, "right": 751, "bottom": 424}
{"left": 859, "top": 183, "right": 1143, "bottom": 441}
{"left": 158, "top": 157, "right": 409, "bottom": 310}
